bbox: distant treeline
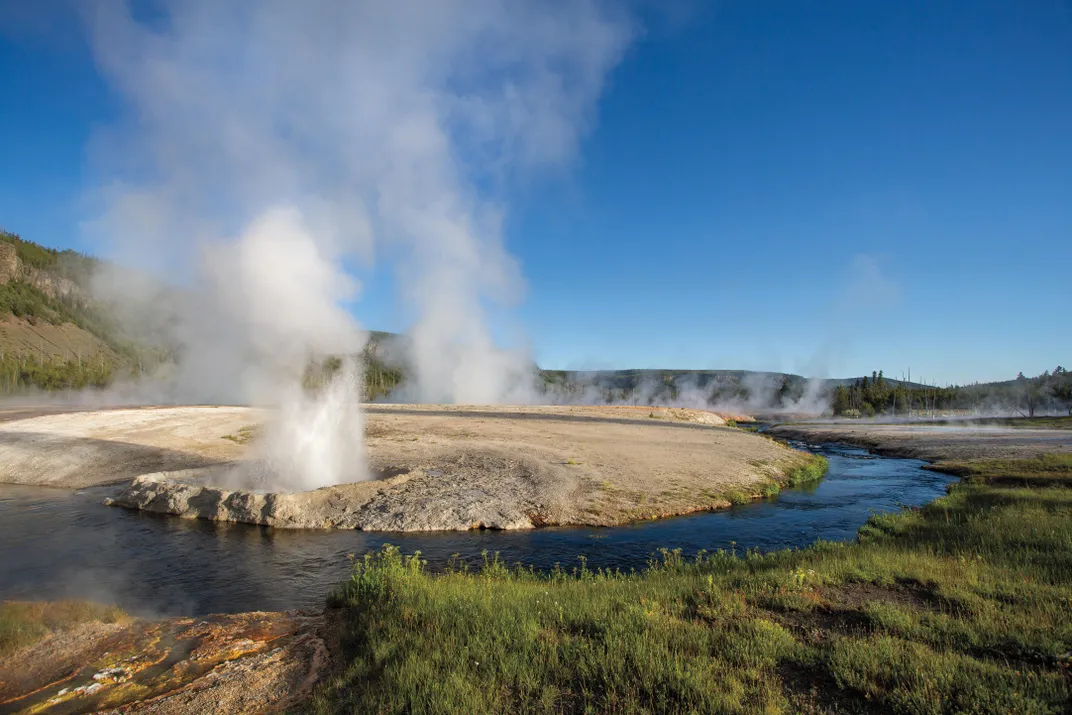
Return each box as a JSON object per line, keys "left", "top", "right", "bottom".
{"left": 302, "top": 346, "right": 406, "bottom": 401}
{"left": 0, "top": 353, "right": 114, "bottom": 392}
{"left": 539, "top": 369, "right": 813, "bottom": 407}
{"left": 831, "top": 369, "right": 1072, "bottom": 418}
{"left": 0, "top": 231, "right": 165, "bottom": 392}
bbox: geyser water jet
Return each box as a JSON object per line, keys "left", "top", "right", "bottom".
{"left": 191, "top": 208, "right": 370, "bottom": 492}
{"left": 258, "top": 357, "right": 367, "bottom": 492}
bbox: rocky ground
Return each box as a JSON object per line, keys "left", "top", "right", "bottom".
{"left": 0, "top": 608, "right": 328, "bottom": 714}
{"left": 0, "top": 403, "right": 813, "bottom": 531}
{"left": 769, "top": 421, "right": 1072, "bottom": 462}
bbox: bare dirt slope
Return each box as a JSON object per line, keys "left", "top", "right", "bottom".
{"left": 769, "top": 422, "right": 1072, "bottom": 463}
{"left": 0, "top": 406, "right": 260, "bottom": 488}
{"left": 0, "top": 316, "right": 116, "bottom": 364}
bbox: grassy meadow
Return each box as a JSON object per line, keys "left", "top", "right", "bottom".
{"left": 312, "top": 457, "right": 1072, "bottom": 714}
{"left": 938, "top": 416, "right": 1072, "bottom": 431}
{"left": 929, "top": 453, "right": 1072, "bottom": 487}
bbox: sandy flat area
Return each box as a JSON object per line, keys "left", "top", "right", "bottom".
{"left": 0, "top": 404, "right": 815, "bottom": 530}
{"left": 768, "top": 421, "right": 1072, "bottom": 463}
{"left": 0, "top": 406, "right": 262, "bottom": 488}
{"left": 351, "top": 404, "right": 804, "bottom": 528}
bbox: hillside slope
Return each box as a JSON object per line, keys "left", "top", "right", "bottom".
{"left": 0, "top": 317, "right": 115, "bottom": 365}
{"left": 0, "top": 232, "right": 145, "bottom": 390}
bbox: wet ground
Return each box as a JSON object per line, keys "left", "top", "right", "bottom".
{"left": 769, "top": 421, "right": 1072, "bottom": 462}
{"left": 0, "top": 441, "right": 953, "bottom": 616}
{"left": 0, "top": 611, "right": 326, "bottom": 715}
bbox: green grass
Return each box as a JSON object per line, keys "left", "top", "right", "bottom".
{"left": 931, "top": 416, "right": 1072, "bottom": 430}
{"left": 725, "top": 490, "right": 750, "bottom": 505}
{"left": 929, "top": 453, "right": 1072, "bottom": 487}
{"left": 995, "top": 416, "right": 1072, "bottom": 430}
{"left": 313, "top": 458, "right": 1072, "bottom": 714}
{"left": 221, "top": 424, "right": 260, "bottom": 445}
{"left": 0, "top": 600, "right": 129, "bottom": 657}
{"left": 0, "top": 352, "right": 115, "bottom": 392}
{"left": 783, "top": 455, "right": 829, "bottom": 487}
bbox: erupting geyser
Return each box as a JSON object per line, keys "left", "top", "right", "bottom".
{"left": 229, "top": 358, "right": 368, "bottom": 493}
{"left": 82, "top": 1, "right": 634, "bottom": 490}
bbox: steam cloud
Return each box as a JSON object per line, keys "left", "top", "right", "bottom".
{"left": 82, "top": 1, "right": 634, "bottom": 489}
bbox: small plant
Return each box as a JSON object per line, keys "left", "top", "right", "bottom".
{"left": 791, "top": 566, "right": 818, "bottom": 589}
{"left": 221, "top": 425, "right": 260, "bottom": 444}
{"left": 784, "top": 455, "right": 829, "bottom": 487}
{"left": 726, "top": 490, "right": 750, "bottom": 505}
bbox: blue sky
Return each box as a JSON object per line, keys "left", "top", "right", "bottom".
{"left": 1, "top": 1, "right": 1070, "bottom": 385}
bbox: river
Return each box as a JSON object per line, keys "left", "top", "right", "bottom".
{"left": 0, "top": 441, "right": 953, "bottom": 616}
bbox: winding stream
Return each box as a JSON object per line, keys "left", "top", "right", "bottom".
{"left": 0, "top": 442, "right": 953, "bottom": 616}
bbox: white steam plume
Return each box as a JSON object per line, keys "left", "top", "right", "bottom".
{"left": 80, "top": 1, "right": 633, "bottom": 489}
{"left": 85, "top": 0, "right": 633, "bottom": 412}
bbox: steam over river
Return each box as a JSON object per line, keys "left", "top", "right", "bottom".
{"left": 0, "top": 442, "right": 953, "bottom": 616}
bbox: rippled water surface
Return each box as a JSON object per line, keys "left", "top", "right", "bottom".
{"left": 0, "top": 442, "right": 953, "bottom": 616}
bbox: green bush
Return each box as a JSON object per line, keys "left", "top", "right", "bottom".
{"left": 783, "top": 454, "right": 829, "bottom": 487}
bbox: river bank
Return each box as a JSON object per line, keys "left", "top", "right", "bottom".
{"left": 3, "top": 447, "right": 1069, "bottom": 712}
{"left": 767, "top": 420, "right": 1072, "bottom": 463}
{"left": 302, "top": 423, "right": 1070, "bottom": 712}
{"left": 308, "top": 454, "right": 1072, "bottom": 714}
{"left": 1, "top": 441, "right": 945, "bottom": 615}
{"left": 4, "top": 422, "right": 1070, "bottom": 713}
{"left": 0, "top": 404, "right": 823, "bottom": 531}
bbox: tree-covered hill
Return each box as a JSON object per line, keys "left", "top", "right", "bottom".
{"left": 0, "top": 231, "right": 155, "bottom": 391}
